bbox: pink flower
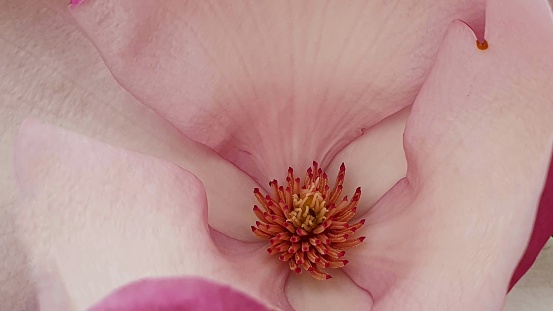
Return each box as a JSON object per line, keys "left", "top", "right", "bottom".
{"left": 5, "top": 0, "right": 553, "bottom": 310}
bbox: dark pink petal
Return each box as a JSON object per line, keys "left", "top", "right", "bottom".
{"left": 13, "top": 119, "right": 290, "bottom": 310}
{"left": 69, "top": 0, "right": 485, "bottom": 185}
{"left": 342, "top": 0, "right": 553, "bottom": 309}
{"left": 88, "top": 277, "right": 268, "bottom": 311}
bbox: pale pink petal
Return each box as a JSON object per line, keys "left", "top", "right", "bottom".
{"left": 284, "top": 270, "right": 373, "bottom": 311}
{"left": 89, "top": 277, "right": 268, "bottom": 311}
{"left": 1, "top": 1, "right": 262, "bottom": 307}
{"left": 340, "top": 0, "right": 553, "bottom": 309}
{"left": 1, "top": 1, "right": 163, "bottom": 308}
{"left": 327, "top": 106, "right": 409, "bottom": 216}
{"left": 69, "top": 0, "right": 485, "bottom": 185}
{"left": 14, "top": 119, "right": 291, "bottom": 311}
{"left": 4, "top": 0, "right": 261, "bottom": 253}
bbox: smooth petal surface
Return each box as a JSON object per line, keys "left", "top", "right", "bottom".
{"left": 284, "top": 270, "right": 373, "bottom": 311}
{"left": 5, "top": 0, "right": 259, "bottom": 243}
{"left": 1, "top": 1, "right": 264, "bottom": 308}
{"left": 341, "top": 0, "right": 553, "bottom": 309}
{"left": 328, "top": 106, "right": 410, "bottom": 216}
{"left": 69, "top": 0, "right": 485, "bottom": 185}
{"left": 13, "top": 119, "right": 290, "bottom": 311}
{"left": 89, "top": 277, "right": 268, "bottom": 311}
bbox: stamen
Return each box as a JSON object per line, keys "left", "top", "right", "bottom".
{"left": 251, "top": 161, "right": 366, "bottom": 280}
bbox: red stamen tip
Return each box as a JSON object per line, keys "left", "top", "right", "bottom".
{"left": 340, "top": 163, "right": 345, "bottom": 171}
{"left": 326, "top": 275, "right": 332, "bottom": 279}
{"left": 344, "top": 234, "right": 349, "bottom": 239}
{"left": 343, "top": 260, "right": 349, "bottom": 265}
{"left": 250, "top": 226, "right": 256, "bottom": 232}
{"left": 338, "top": 251, "right": 346, "bottom": 257}
{"left": 325, "top": 263, "right": 330, "bottom": 268}
{"left": 254, "top": 188, "right": 260, "bottom": 193}
{"left": 267, "top": 248, "right": 273, "bottom": 254}
{"left": 288, "top": 167, "right": 294, "bottom": 173}
{"left": 315, "top": 257, "right": 321, "bottom": 263}
{"left": 295, "top": 268, "right": 302, "bottom": 274}
{"left": 360, "top": 219, "right": 366, "bottom": 224}
{"left": 359, "top": 236, "right": 366, "bottom": 242}
{"left": 308, "top": 267, "right": 314, "bottom": 272}
{"left": 288, "top": 249, "right": 296, "bottom": 254}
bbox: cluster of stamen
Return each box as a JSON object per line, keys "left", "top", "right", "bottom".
{"left": 251, "top": 161, "right": 366, "bottom": 280}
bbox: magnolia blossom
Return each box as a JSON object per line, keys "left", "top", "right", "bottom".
{"left": 2, "top": 0, "right": 553, "bottom": 310}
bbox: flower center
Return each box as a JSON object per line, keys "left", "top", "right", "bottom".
{"left": 289, "top": 180, "right": 327, "bottom": 231}
{"left": 250, "top": 161, "right": 366, "bottom": 280}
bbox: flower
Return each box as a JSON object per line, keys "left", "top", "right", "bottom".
{"left": 2, "top": 0, "right": 553, "bottom": 310}
{"left": 251, "top": 162, "right": 367, "bottom": 280}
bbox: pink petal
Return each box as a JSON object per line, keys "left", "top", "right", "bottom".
{"left": 284, "top": 270, "right": 373, "bottom": 311}
{"left": 341, "top": 0, "right": 553, "bottom": 309}
{"left": 327, "top": 107, "right": 409, "bottom": 216}
{"left": 88, "top": 277, "right": 268, "bottom": 311}
{"left": 14, "top": 119, "right": 291, "bottom": 311}
{"left": 1, "top": 2, "right": 262, "bottom": 307}
{"left": 69, "top": 0, "right": 485, "bottom": 184}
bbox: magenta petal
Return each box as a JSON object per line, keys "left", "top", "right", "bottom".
{"left": 89, "top": 277, "right": 268, "bottom": 311}
{"left": 69, "top": 0, "right": 485, "bottom": 184}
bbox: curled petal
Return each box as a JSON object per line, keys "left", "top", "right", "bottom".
{"left": 344, "top": 0, "right": 553, "bottom": 309}
{"left": 69, "top": 0, "right": 485, "bottom": 184}
{"left": 14, "top": 119, "right": 290, "bottom": 310}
